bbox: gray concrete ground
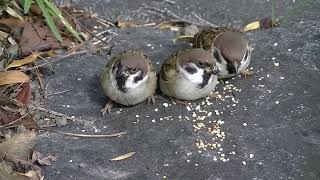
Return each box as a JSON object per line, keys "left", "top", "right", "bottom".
{"left": 35, "top": 0, "right": 320, "bottom": 179}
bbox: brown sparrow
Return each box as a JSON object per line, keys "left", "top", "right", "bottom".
{"left": 100, "top": 50, "right": 157, "bottom": 114}
{"left": 159, "top": 48, "right": 220, "bottom": 101}
{"left": 193, "top": 27, "right": 253, "bottom": 79}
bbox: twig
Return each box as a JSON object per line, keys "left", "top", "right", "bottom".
{"left": 191, "top": 12, "right": 215, "bottom": 27}
{"left": 38, "top": 128, "right": 127, "bottom": 138}
{"left": 47, "top": 90, "right": 70, "bottom": 96}
{"left": 162, "top": 0, "right": 176, "bottom": 5}
{"left": 23, "top": 48, "right": 104, "bottom": 71}
{"left": 33, "top": 106, "right": 75, "bottom": 120}
{"left": 0, "top": 111, "right": 32, "bottom": 129}
{"left": 142, "top": 4, "right": 181, "bottom": 19}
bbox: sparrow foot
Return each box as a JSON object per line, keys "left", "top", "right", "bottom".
{"left": 170, "top": 97, "right": 189, "bottom": 106}
{"left": 101, "top": 101, "right": 113, "bottom": 116}
{"left": 147, "top": 95, "right": 156, "bottom": 104}
{"left": 240, "top": 69, "right": 254, "bottom": 78}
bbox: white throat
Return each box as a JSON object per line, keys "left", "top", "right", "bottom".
{"left": 178, "top": 63, "right": 211, "bottom": 85}
{"left": 125, "top": 71, "right": 148, "bottom": 89}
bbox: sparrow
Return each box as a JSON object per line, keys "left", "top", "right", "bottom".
{"left": 193, "top": 27, "right": 253, "bottom": 79}
{"left": 159, "top": 48, "right": 220, "bottom": 101}
{"left": 100, "top": 50, "right": 157, "bottom": 115}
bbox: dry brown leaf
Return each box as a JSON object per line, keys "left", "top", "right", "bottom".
{"left": 16, "top": 82, "right": 32, "bottom": 106}
{"left": 110, "top": 151, "right": 136, "bottom": 161}
{"left": 5, "top": 52, "right": 40, "bottom": 70}
{"left": 0, "top": 18, "right": 25, "bottom": 28}
{"left": 115, "top": 21, "right": 137, "bottom": 29}
{"left": 31, "top": 151, "right": 56, "bottom": 166}
{"left": 0, "top": 31, "right": 9, "bottom": 40}
{"left": 0, "top": 130, "right": 36, "bottom": 160}
{"left": 0, "top": 71, "right": 29, "bottom": 86}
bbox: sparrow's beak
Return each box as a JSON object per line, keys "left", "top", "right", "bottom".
{"left": 204, "top": 67, "right": 220, "bottom": 76}
{"left": 204, "top": 67, "right": 213, "bottom": 76}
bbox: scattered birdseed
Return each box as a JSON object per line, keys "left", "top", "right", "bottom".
{"left": 271, "top": 57, "right": 276, "bottom": 60}
{"left": 274, "top": 43, "right": 278, "bottom": 46}
{"left": 280, "top": 76, "right": 285, "bottom": 80}
{"left": 194, "top": 164, "right": 198, "bottom": 167}
{"left": 242, "top": 161, "right": 247, "bottom": 165}
{"left": 266, "top": 74, "right": 270, "bottom": 78}
{"left": 147, "top": 44, "right": 152, "bottom": 47}
{"left": 136, "top": 115, "right": 139, "bottom": 118}
{"left": 163, "top": 176, "right": 167, "bottom": 179}
{"left": 243, "top": 123, "right": 247, "bottom": 126}
{"left": 154, "top": 108, "right": 159, "bottom": 112}
{"left": 274, "top": 62, "right": 280, "bottom": 67}
{"left": 164, "top": 164, "right": 169, "bottom": 167}
{"left": 275, "top": 101, "right": 279, "bottom": 104}
{"left": 214, "top": 110, "right": 220, "bottom": 115}
{"left": 151, "top": 119, "right": 156, "bottom": 123}
{"left": 288, "top": 49, "right": 292, "bottom": 52}
{"left": 186, "top": 106, "right": 192, "bottom": 111}
{"left": 187, "top": 159, "right": 190, "bottom": 162}
{"left": 207, "top": 112, "right": 212, "bottom": 117}
{"left": 163, "top": 103, "right": 169, "bottom": 108}
{"left": 66, "top": 105, "right": 70, "bottom": 108}
{"left": 249, "top": 154, "right": 254, "bottom": 158}
{"left": 69, "top": 160, "right": 73, "bottom": 163}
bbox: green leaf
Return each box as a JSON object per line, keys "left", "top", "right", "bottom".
{"left": 35, "top": 0, "right": 62, "bottom": 43}
{"left": 23, "top": 0, "right": 32, "bottom": 14}
{"left": 43, "top": 0, "right": 83, "bottom": 42}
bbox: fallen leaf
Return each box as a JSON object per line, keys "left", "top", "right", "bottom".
{"left": 242, "top": 17, "right": 279, "bottom": 32}
{"left": 110, "top": 151, "right": 136, "bottom": 161}
{"left": 173, "top": 35, "right": 194, "bottom": 43}
{"left": 5, "top": 52, "right": 40, "bottom": 70}
{"left": 31, "top": 151, "right": 56, "bottom": 166}
{"left": 115, "top": 21, "right": 137, "bottom": 29}
{"left": 16, "top": 82, "right": 32, "bottom": 106}
{"left": 0, "top": 18, "right": 25, "bottom": 28}
{"left": 0, "top": 130, "right": 36, "bottom": 160}
{"left": 5, "top": 7, "right": 24, "bottom": 22}
{"left": 0, "top": 30, "right": 9, "bottom": 40}
{"left": 158, "top": 21, "right": 192, "bottom": 31}
{"left": 241, "top": 21, "right": 260, "bottom": 32}
{"left": 20, "top": 21, "right": 73, "bottom": 56}
{"left": 0, "top": 71, "right": 29, "bottom": 86}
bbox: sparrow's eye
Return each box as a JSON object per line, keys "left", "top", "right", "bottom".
{"left": 197, "top": 61, "right": 204, "bottom": 68}
{"left": 130, "top": 68, "right": 137, "bottom": 73}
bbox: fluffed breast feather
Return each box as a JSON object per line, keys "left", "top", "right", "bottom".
{"left": 160, "top": 52, "right": 178, "bottom": 81}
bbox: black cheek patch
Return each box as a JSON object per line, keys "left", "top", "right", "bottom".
{"left": 185, "top": 66, "right": 197, "bottom": 74}
{"left": 226, "top": 58, "right": 236, "bottom": 75}
{"left": 116, "top": 75, "right": 127, "bottom": 93}
{"left": 134, "top": 73, "right": 144, "bottom": 83}
{"left": 213, "top": 50, "right": 221, "bottom": 63}
{"left": 199, "top": 73, "right": 211, "bottom": 89}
